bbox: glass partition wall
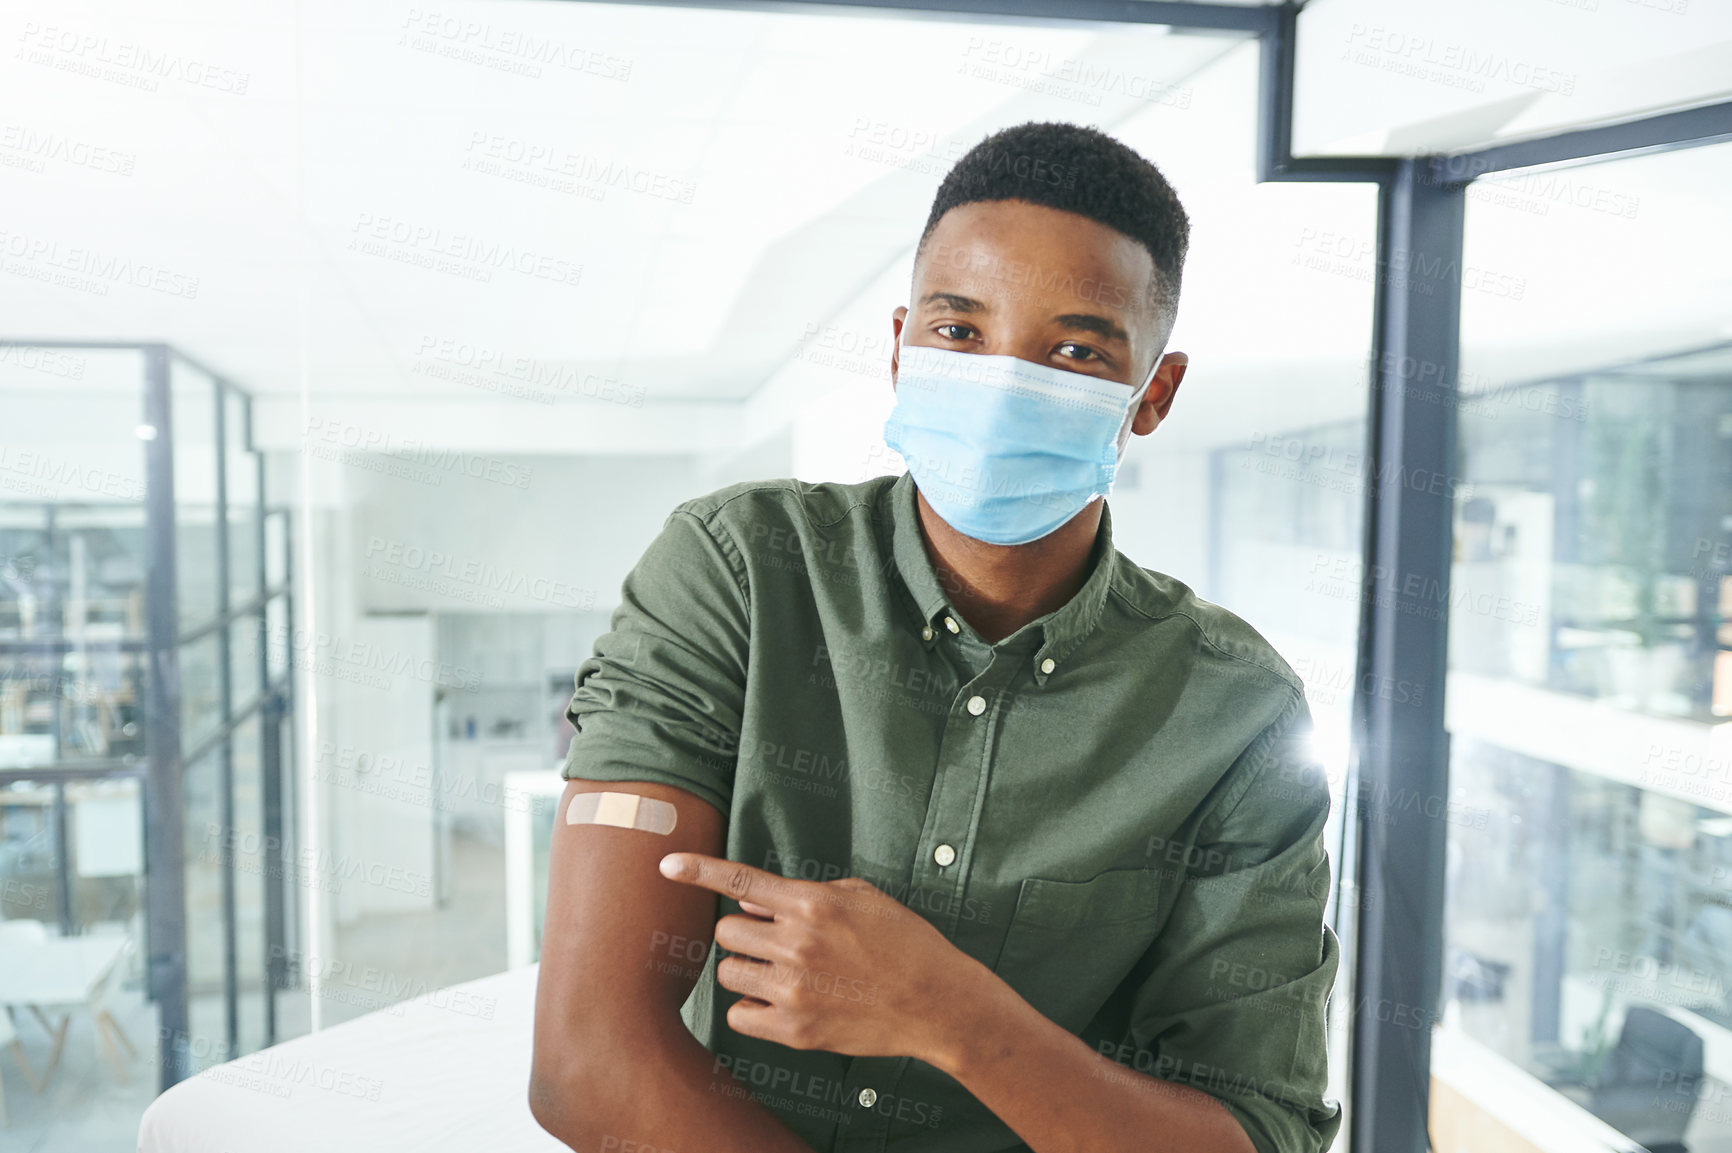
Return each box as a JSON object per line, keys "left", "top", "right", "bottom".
{"left": 1439, "top": 142, "right": 1732, "bottom": 1153}
{"left": 0, "top": 341, "right": 297, "bottom": 1089}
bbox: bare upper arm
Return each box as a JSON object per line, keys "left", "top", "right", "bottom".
{"left": 531, "top": 777, "right": 726, "bottom": 1092}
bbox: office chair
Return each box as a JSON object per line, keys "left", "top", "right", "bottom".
{"left": 1586, "top": 1005, "right": 1702, "bottom": 1153}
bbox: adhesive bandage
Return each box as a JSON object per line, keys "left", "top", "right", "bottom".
{"left": 566, "top": 790, "right": 679, "bottom": 834}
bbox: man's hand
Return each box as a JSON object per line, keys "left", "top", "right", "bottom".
{"left": 658, "top": 852, "right": 986, "bottom": 1066}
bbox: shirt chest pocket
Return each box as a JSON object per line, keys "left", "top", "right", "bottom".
{"left": 991, "top": 866, "right": 1166, "bottom": 1036}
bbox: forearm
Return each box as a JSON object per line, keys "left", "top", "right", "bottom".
{"left": 930, "top": 971, "right": 1256, "bottom": 1153}
{"left": 536, "top": 1018, "right": 817, "bottom": 1153}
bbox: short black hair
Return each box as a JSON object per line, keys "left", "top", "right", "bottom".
{"left": 915, "top": 121, "right": 1190, "bottom": 339}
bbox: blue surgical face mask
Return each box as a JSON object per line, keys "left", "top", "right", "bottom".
{"left": 883, "top": 327, "right": 1156, "bottom": 546}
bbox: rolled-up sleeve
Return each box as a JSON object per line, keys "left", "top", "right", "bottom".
{"left": 1127, "top": 690, "right": 1344, "bottom": 1153}
{"left": 560, "top": 507, "right": 750, "bottom": 816}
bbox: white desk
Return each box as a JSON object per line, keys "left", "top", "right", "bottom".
{"left": 0, "top": 933, "right": 134, "bottom": 1085}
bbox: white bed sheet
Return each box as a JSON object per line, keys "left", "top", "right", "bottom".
{"left": 138, "top": 963, "right": 566, "bottom": 1153}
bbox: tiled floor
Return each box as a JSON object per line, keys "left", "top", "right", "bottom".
{"left": 1, "top": 832, "right": 507, "bottom": 1152}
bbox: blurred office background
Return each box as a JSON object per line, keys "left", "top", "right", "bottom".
{"left": 0, "top": 0, "right": 1729, "bottom": 1150}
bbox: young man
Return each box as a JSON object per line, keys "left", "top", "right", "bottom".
{"left": 530, "top": 121, "right": 1342, "bottom": 1153}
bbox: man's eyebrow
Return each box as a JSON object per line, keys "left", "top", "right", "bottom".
{"left": 1055, "top": 313, "right": 1129, "bottom": 344}
{"left": 920, "top": 291, "right": 987, "bottom": 312}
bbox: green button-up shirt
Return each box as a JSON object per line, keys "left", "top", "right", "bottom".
{"left": 561, "top": 471, "right": 1343, "bottom": 1153}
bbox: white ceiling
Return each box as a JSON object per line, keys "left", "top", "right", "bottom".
{"left": 1, "top": 0, "right": 1726, "bottom": 464}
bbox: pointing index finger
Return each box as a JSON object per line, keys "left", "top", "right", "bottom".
{"left": 659, "top": 852, "right": 805, "bottom": 912}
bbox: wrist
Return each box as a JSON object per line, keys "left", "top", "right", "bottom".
{"left": 918, "top": 953, "right": 1015, "bottom": 1078}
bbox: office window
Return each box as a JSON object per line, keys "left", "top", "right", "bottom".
{"left": 230, "top": 712, "right": 269, "bottom": 1057}
{"left": 172, "top": 360, "right": 219, "bottom": 631}
{"left": 225, "top": 389, "right": 261, "bottom": 610}
{"left": 1441, "top": 142, "right": 1732, "bottom": 1151}
{"left": 182, "top": 744, "right": 227, "bottom": 1071}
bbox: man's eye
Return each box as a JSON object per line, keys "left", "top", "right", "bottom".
{"left": 936, "top": 324, "right": 974, "bottom": 341}
{"left": 1057, "top": 343, "right": 1101, "bottom": 361}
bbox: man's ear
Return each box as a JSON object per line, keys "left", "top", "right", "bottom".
{"left": 889, "top": 306, "right": 908, "bottom": 390}
{"left": 1131, "top": 351, "right": 1188, "bottom": 436}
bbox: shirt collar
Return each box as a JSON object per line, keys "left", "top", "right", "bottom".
{"left": 879, "top": 471, "right": 1117, "bottom": 684}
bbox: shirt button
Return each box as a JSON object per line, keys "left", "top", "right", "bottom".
{"left": 944, "top": 615, "right": 960, "bottom": 634}
{"left": 921, "top": 624, "right": 934, "bottom": 642}
{"left": 934, "top": 843, "right": 956, "bottom": 867}
{"left": 966, "top": 695, "right": 986, "bottom": 716}
{"left": 1040, "top": 657, "right": 1056, "bottom": 674}
{"left": 858, "top": 1087, "right": 878, "bottom": 1108}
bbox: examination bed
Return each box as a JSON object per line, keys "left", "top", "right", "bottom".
{"left": 137, "top": 964, "right": 564, "bottom": 1153}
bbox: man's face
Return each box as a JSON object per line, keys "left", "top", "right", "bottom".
{"left": 892, "top": 199, "right": 1173, "bottom": 408}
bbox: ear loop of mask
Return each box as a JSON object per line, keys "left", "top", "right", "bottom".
{"left": 1114, "top": 357, "right": 1161, "bottom": 458}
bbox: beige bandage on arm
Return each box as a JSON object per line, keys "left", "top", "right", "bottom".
{"left": 566, "top": 790, "right": 679, "bottom": 834}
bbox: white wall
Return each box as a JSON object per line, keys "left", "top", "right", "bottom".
{"left": 275, "top": 445, "right": 712, "bottom": 935}
{"left": 326, "top": 613, "right": 437, "bottom": 924}
{"left": 345, "top": 452, "right": 702, "bottom": 615}
{"left": 1103, "top": 447, "right": 1214, "bottom": 596}
{"left": 284, "top": 471, "right": 436, "bottom": 929}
